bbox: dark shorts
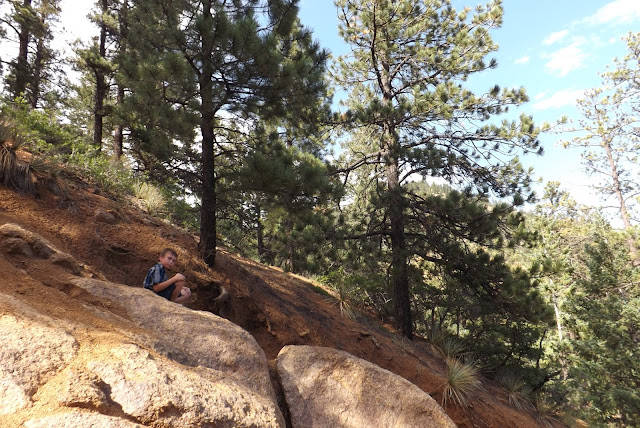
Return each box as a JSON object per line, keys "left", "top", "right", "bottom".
{"left": 155, "top": 283, "right": 176, "bottom": 300}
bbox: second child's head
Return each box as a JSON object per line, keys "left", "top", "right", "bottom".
{"left": 159, "top": 248, "right": 178, "bottom": 269}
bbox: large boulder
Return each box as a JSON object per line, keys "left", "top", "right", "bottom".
{"left": 0, "top": 312, "right": 78, "bottom": 415}
{"left": 0, "top": 286, "right": 285, "bottom": 428}
{"left": 79, "top": 343, "right": 283, "bottom": 427}
{"left": 24, "top": 412, "right": 147, "bottom": 428}
{"left": 277, "top": 345, "right": 456, "bottom": 428}
{"left": 71, "top": 277, "right": 277, "bottom": 401}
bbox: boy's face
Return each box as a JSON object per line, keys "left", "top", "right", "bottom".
{"left": 159, "top": 253, "right": 177, "bottom": 269}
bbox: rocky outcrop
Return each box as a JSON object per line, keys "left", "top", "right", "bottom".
{"left": 70, "top": 277, "right": 276, "bottom": 401}
{"left": 0, "top": 223, "right": 84, "bottom": 275}
{"left": 1, "top": 222, "right": 455, "bottom": 428}
{"left": 277, "top": 345, "right": 456, "bottom": 428}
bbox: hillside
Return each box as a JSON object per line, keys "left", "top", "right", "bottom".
{"left": 0, "top": 180, "right": 551, "bottom": 427}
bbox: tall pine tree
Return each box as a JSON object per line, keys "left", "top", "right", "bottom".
{"left": 124, "top": 0, "right": 328, "bottom": 266}
{"left": 334, "top": 0, "right": 544, "bottom": 338}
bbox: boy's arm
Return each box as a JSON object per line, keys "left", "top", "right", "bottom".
{"left": 152, "top": 273, "right": 185, "bottom": 292}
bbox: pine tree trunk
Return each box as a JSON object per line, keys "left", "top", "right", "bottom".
{"left": 604, "top": 139, "right": 639, "bottom": 263}
{"left": 113, "top": 1, "right": 128, "bottom": 159}
{"left": 199, "top": 107, "right": 217, "bottom": 267}
{"left": 256, "top": 204, "right": 265, "bottom": 262}
{"left": 379, "top": 48, "right": 412, "bottom": 338}
{"left": 14, "top": 0, "right": 32, "bottom": 99}
{"left": 112, "top": 84, "right": 125, "bottom": 158}
{"left": 197, "top": 1, "right": 216, "bottom": 267}
{"left": 29, "top": 30, "right": 45, "bottom": 108}
{"left": 384, "top": 128, "right": 412, "bottom": 339}
{"left": 93, "top": 0, "right": 108, "bottom": 151}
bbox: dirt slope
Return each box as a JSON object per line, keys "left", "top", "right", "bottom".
{"left": 0, "top": 181, "right": 551, "bottom": 428}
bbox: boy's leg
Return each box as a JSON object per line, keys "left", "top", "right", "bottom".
{"left": 170, "top": 279, "right": 186, "bottom": 302}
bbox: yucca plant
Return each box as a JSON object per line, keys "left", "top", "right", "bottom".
{"left": 433, "top": 335, "right": 467, "bottom": 359}
{"left": 534, "top": 395, "right": 561, "bottom": 428}
{"left": 497, "top": 369, "right": 534, "bottom": 412}
{"left": 326, "top": 282, "right": 357, "bottom": 319}
{"left": 441, "top": 357, "right": 483, "bottom": 408}
{"left": 0, "top": 121, "right": 33, "bottom": 192}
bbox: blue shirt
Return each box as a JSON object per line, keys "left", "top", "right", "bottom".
{"left": 144, "top": 263, "right": 167, "bottom": 290}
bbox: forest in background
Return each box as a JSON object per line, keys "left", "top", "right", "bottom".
{"left": 0, "top": 0, "right": 639, "bottom": 426}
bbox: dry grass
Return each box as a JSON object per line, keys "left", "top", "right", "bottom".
{"left": 132, "top": 181, "right": 166, "bottom": 214}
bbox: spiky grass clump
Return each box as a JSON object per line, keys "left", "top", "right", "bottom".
{"left": 534, "top": 396, "right": 561, "bottom": 428}
{"left": 325, "top": 283, "right": 357, "bottom": 319}
{"left": 433, "top": 336, "right": 467, "bottom": 359}
{"left": 442, "top": 357, "right": 483, "bottom": 408}
{"left": 0, "top": 122, "right": 34, "bottom": 193}
{"left": 497, "top": 370, "right": 533, "bottom": 412}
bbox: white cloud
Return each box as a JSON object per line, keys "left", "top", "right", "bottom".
{"left": 543, "top": 30, "right": 569, "bottom": 45}
{"left": 534, "top": 91, "right": 548, "bottom": 101}
{"left": 583, "top": 0, "right": 640, "bottom": 25}
{"left": 543, "top": 43, "right": 588, "bottom": 77}
{"left": 514, "top": 55, "right": 530, "bottom": 65}
{"left": 532, "top": 89, "right": 585, "bottom": 110}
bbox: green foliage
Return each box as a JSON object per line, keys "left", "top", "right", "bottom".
{"left": 318, "top": 267, "right": 391, "bottom": 316}
{"left": 442, "top": 357, "right": 483, "bottom": 408}
{"left": 559, "top": 235, "right": 640, "bottom": 426}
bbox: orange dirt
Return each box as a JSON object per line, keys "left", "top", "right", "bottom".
{"left": 0, "top": 181, "right": 556, "bottom": 428}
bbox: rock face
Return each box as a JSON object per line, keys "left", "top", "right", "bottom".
{"left": 277, "top": 345, "right": 456, "bottom": 428}
{"left": 0, "top": 312, "right": 78, "bottom": 415}
{"left": 71, "top": 277, "right": 276, "bottom": 401}
{"left": 24, "top": 413, "right": 146, "bottom": 428}
{"left": 0, "top": 223, "right": 84, "bottom": 274}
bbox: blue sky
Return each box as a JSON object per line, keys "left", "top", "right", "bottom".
{"left": 298, "top": 0, "right": 640, "bottom": 207}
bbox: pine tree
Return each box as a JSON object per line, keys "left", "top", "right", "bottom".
{"left": 563, "top": 33, "right": 640, "bottom": 263}
{"left": 334, "top": 0, "right": 543, "bottom": 338}
{"left": 124, "top": 0, "right": 327, "bottom": 266}
{"left": 562, "top": 234, "right": 640, "bottom": 426}
{"left": 1, "top": 0, "right": 61, "bottom": 107}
